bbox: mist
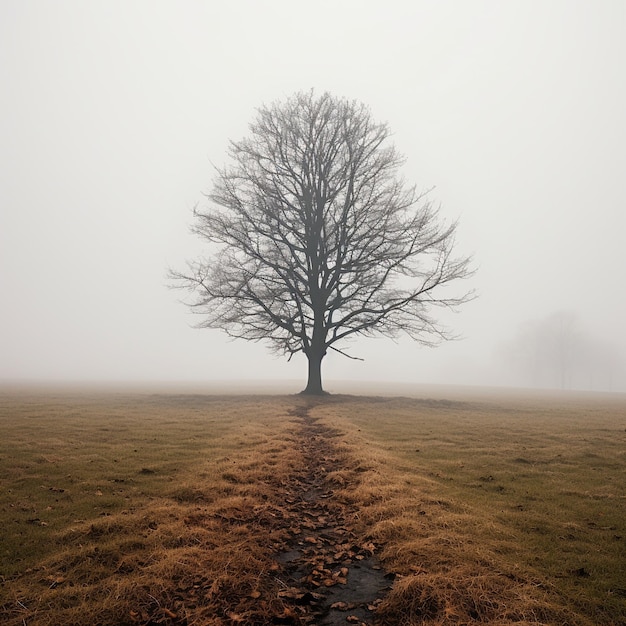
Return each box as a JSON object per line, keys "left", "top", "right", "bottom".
{"left": 2, "top": 1, "right": 625, "bottom": 392}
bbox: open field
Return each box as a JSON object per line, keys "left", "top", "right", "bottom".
{"left": 1, "top": 385, "right": 625, "bottom": 625}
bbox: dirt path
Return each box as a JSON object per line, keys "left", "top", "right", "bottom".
{"left": 267, "top": 404, "right": 392, "bottom": 625}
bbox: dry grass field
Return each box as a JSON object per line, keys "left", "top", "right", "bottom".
{"left": 0, "top": 385, "right": 625, "bottom": 625}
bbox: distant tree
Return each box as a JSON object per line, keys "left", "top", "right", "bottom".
{"left": 170, "top": 91, "right": 474, "bottom": 394}
{"left": 503, "top": 311, "right": 623, "bottom": 391}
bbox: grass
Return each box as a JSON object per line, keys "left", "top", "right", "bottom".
{"left": 0, "top": 390, "right": 301, "bottom": 625}
{"left": 1, "top": 386, "right": 625, "bottom": 625}
{"left": 314, "top": 391, "right": 626, "bottom": 624}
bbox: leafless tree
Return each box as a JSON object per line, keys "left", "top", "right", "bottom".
{"left": 171, "top": 91, "right": 474, "bottom": 394}
{"left": 502, "top": 311, "right": 624, "bottom": 391}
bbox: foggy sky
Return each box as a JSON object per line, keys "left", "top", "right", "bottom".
{"left": 1, "top": 1, "right": 625, "bottom": 392}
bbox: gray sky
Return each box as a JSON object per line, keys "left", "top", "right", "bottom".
{"left": 1, "top": 0, "right": 625, "bottom": 391}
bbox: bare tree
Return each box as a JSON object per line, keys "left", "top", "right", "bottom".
{"left": 171, "top": 91, "right": 474, "bottom": 394}
{"left": 501, "top": 311, "right": 624, "bottom": 391}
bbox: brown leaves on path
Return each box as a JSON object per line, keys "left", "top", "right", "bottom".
{"left": 266, "top": 405, "right": 392, "bottom": 625}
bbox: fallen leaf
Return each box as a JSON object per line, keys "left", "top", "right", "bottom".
{"left": 330, "top": 601, "right": 349, "bottom": 610}
{"left": 46, "top": 575, "right": 66, "bottom": 589}
{"left": 227, "top": 611, "right": 244, "bottom": 622}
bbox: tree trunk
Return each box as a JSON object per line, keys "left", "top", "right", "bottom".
{"left": 301, "top": 349, "right": 326, "bottom": 395}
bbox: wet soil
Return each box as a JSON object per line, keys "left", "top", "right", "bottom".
{"left": 269, "top": 404, "right": 392, "bottom": 625}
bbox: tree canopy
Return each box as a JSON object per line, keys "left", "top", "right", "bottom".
{"left": 171, "top": 91, "right": 473, "bottom": 394}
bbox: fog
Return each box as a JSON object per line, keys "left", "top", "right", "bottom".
{"left": 2, "top": 1, "right": 625, "bottom": 392}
